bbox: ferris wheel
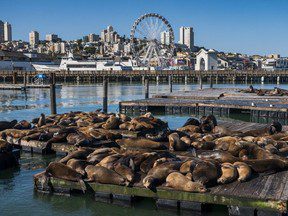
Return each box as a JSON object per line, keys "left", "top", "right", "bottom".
{"left": 130, "top": 13, "right": 175, "bottom": 68}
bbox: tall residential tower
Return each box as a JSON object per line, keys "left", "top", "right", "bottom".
{"left": 4, "top": 22, "right": 12, "bottom": 41}
{"left": 0, "top": 20, "right": 4, "bottom": 43}
{"left": 179, "top": 27, "right": 194, "bottom": 50}
{"left": 29, "top": 31, "right": 39, "bottom": 46}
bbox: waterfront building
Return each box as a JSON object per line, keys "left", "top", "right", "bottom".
{"left": 262, "top": 58, "right": 288, "bottom": 71}
{"left": 179, "top": 27, "right": 194, "bottom": 50}
{"left": 0, "top": 20, "right": 4, "bottom": 43}
{"left": 4, "top": 22, "right": 12, "bottom": 42}
{"left": 160, "top": 31, "right": 171, "bottom": 45}
{"left": 46, "top": 34, "right": 58, "bottom": 42}
{"left": 195, "top": 48, "right": 218, "bottom": 71}
{"left": 88, "top": 33, "right": 99, "bottom": 42}
{"left": 29, "top": 31, "right": 39, "bottom": 46}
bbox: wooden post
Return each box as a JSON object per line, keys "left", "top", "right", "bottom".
{"left": 50, "top": 73, "right": 57, "bottom": 115}
{"left": 103, "top": 77, "right": 108, "bottom": 113}
{"left": 23, "top": 72, "right": 27, "bottom": 88}
{"left": 169, "top": 75, "right": 172, "bottom": 93}
{"left": 199, "top": 75, "right": 203, "bottom": 89}
{"left": 144, "top": 77, "right": 149, "bottom": 99}
{"left": 13, "top": 71, "right": 17, "bottom": 84}
{"left": 209, "top": 75, "right": 213, "bottom": 88}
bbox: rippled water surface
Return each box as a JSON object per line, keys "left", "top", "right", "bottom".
{"left": 0, "top": 81, "right": 287, "bottom": 215}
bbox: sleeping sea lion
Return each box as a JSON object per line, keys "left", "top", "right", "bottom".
{"left": 59, "top": 148, "right": 94, "bottom": 164}
{"left": 192, "top": 160, "right": 219, "bottom": 185}
{"left": 233, "top": 162, "right": 252, "bottom": 182}
{"left": 116, "top": 138, "right": 166, "bottom": 150}
{"left": 85, "top": 165, "right": 128, "bottom": 186}
{"left": 44, "top": 162, "right": 86, "bottom": 192}
{"left": 67, "top": 159, "right": 89, "bottom": 176}
{"left": 0, "top": 120, "right": 17, "bottom": 131}
{"left": 217, "top": 162, "right": 238, "bottom": 184}
{"left": 166, "top": 172, "right": 207, "bottom": 193}
{"left": 182, "top": 117, "right": 200, "bottom": 127}
{"left": 142, "top": 161, "right": 182, "bottom": 190}
{"left": 198, "top": 150, "right": 240, "bottom": 163}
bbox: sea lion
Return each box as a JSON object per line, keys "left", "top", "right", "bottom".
{"left": 67, "top": 159, "right": 89, "bottom": 176}
{"left": 59, "top": 148, "right": 94, "bottom": 164}
{"left": 97, "top": 154, "right": 121, "bottom": 169}
{"left": 168, "top": 133, "right": 189, "bottom": 151}
{"left": 182, "top": 117, "right": 200, "bottom": 127}
{"left": 85, "top": 165, "right": 128, "bottom": 186}
{"left": 116, "top": 138, "right": 166, "bottom": 150}
{"left": 192, "top": 160, "right": 219, "bottom": 185}
{"left": 244, "top": 159, "right": 287, "bottom": 173}
{"left": 0, "top": 120, "right": 17, "bottom": 131}
{"left": 177, "top": 125, "right": 201, "bottom": 134}
{"left": 140, "top": 152, "right": 175, "bottom": 173}
{"left": 200, "top": 115, "right": 217, "bottom": 127}
{"left": 198, "top": 150, "right": 239, "bottom": 163}
{"left": 114, "top": 162, "right": 135, "bottom": 182}
{"left": 38, "top": 113, "right": 46, "bottom": 127}
{"left": 217, "top": 163, "right": 238, "bottom": 184}
{"left": 44, "top": 162, "right": 86, "bottom": 192}
{"left": 213, "top": 126, "right": 240, "bottom": 136}
{"left": 180, "top": 136, "right": 192, "bottom": 146}
{"left": 102, "top": 115, "right": 120, "bottom": 130}
{"left": 179, "top": 158, "right": 201, "bottom": 174}
{"left": 13, "top": 120, "right": 31, "bottom": 130}
{"left": 142, "top": 161, "right": 182, "bottom": 190}
{"left": 166, "top": 172, "right": 207, "bottom": 193}
{"left": 233, "top": 162, "right": 252, "bottom": 182}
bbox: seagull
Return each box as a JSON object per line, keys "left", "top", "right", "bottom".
{"left": 270, "top": 104, "right": 274, "bottom": 107}
{"left": 251, "top": 102, "right": 256, "bottom": 107}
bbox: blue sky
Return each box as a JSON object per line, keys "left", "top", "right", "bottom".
{"left": 1, "top": 0, "right": 288, "bottom": 56}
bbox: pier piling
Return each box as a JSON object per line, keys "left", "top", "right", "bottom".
{"left": 169, "top": 75, "right": 173, "bottom": 93}
{"left": 50, "top": 73, "right": 57, "bottom": 115}
{"left": 209, "top": 75, "right": 213, "bottom": 88}
{"left": 103, "top": 77, "right": 108, "bottom": 113}
{"left": 199, "top": 75, "right": 203, "bottom": 89}
{"left": 144, "top": 77, "right": 149, "bottom": 99}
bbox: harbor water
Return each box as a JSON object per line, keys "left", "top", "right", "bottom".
{"left": 0, "top": 81, "right": 287, "bottom": 216}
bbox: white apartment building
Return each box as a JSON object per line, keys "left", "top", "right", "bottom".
{"left": 179, "top": 27, "right": 194, "bottom": 50}
{"left": 29, "top": 31, "right": 39, "bottom": 46}
{"left": 4, "top": 22, "right": 12, "bottom": 42}
{"left": 46, "top": 34, "right": 58, "bottom": 42}
{"left": 160, "top": 31, "right": 171, "bottom": 45}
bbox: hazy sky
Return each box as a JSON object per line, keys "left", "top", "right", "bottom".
{"left": 1, "top": 0, "right": 288, "bottom": 56}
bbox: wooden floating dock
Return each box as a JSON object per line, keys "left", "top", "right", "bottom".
{"left": 31, "top": 121, "right": 288, "bottom": 215}
{"left": 120, "top": 88, "right": 288, "bottom": 124}
{"left": 6, "top": 129, "right": 142, "bottom": 155}
{"left": 33, "top": 168, "right": 288, "bottom": 215}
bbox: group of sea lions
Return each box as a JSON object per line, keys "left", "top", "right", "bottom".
{"left": 240, "top": 85, "right": 288, "bottom": 96}
{"left": 2, "top": 110, "right": 288, "bottom": 193}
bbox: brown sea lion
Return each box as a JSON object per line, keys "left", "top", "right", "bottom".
{"left": 244, "top": 159, "right": 287, "bottom": 173}
{"left": 116, "top": 138, "right": 166, "bottom": 150}
{"left": 114, "top": 162, "right": 135, "bottom": 182}
{"left": 166, "top": 172, "right": 207, "bottom": 193}
{"left": 0, "top": 140, "right": 13, "bottom": 152}
{"left": 213, "top": 126, "right": 240, "bottom": 136}
{"left": 217, "top": 163, "right": 238, "bottom": 184}
{"left": 198, "top": 150, "right": 239, "bottom": 163}
{"left": 192, "top": 160, "right": 219, "bottom": 185}
{"left": 38, "top": 113, "right": 46, "bottom": 127}
{"left": 102, "top": 115, "right": 120, "bottom": 130}
{"left": 233, "top": 162, "right": 252, "bottom": 182}
{"left": 142, "top": 161, "right": 182, "bottom": 190}
{"left": 44, "top": 162, "right": 86, "bottom": 191}
{"left": 97, "top": 154, "right": 121, "bottom": 169}
{"left": 85, "top": 165, "right": 128, "bottom": 186}
{"left": 13, "top": 120, "right": 31, "bottom": 130}
{"left": 67, "top": 159, "right": 89, "bottom": 176}
{"left": 182, "top": 117, "right": 200, "bottom": 127}
{"left": 140, "top": 152, "right": 175, "bottom": 173}
{"left": 168, "top": 133, "right": 189, "bottom": 151}
{"left": 179, "top": 158, "right": 201, "bottom": 174}
{"left": 177, "top": 125, "right": 201, "bottom": 134}
{"left": 0, "top": 120, "right": 18, "bottom": 131}
{"left": 59, "top": 148, "right": 94, "bottom": 164}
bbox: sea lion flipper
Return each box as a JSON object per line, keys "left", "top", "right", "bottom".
{"left": 78, "top": 179, "right": 86, "bottom": 193}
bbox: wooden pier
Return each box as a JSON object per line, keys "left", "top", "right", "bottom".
{"left": 0, "top": 84, "right": 61, "bottom": 90}
{"left": 1, "top": 69, "right": 288, "bottom": 84}
{"left": 120, "top": 88, "right": 288, "bottom": 124}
